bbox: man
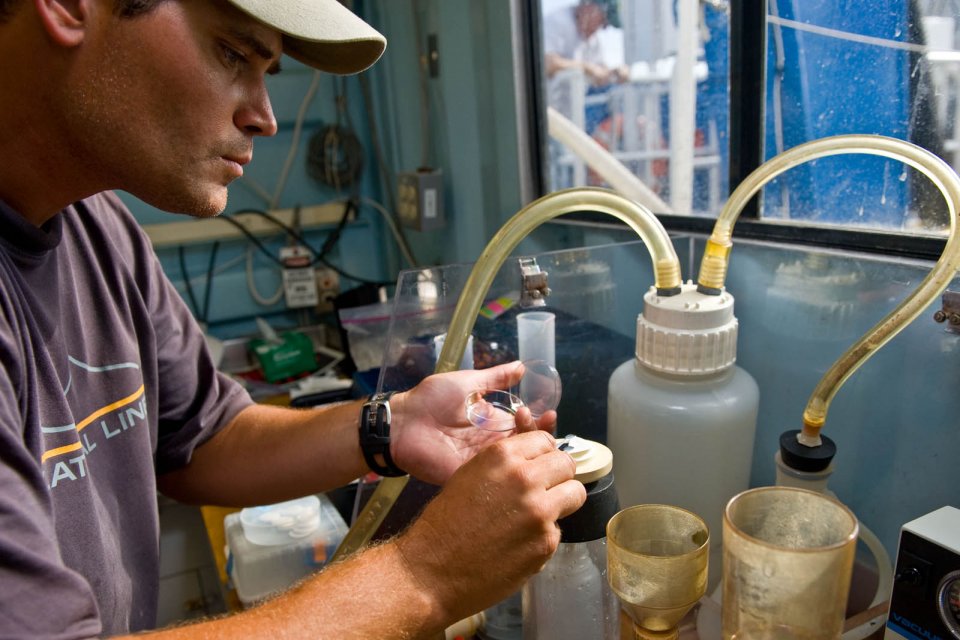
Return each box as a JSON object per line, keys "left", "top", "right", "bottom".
{"left": 0, "top": 0, "right": 586, "bottom": 637}
{"left": 542, "top": 0, "right": 629, "bottom": 189}
{"left": 542, "top": 0, "right": 627, "bottom": 89}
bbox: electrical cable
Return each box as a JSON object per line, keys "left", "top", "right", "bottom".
{"left": 359, "top": 73, "right": 399, "bottom": 213}
{"left": 201, "top": 241, "right": 220, "bottom": 324}
{"left": 229, "top": 207, "right": 338, "bottom": 263}
{"left": 177, "top": 245, "right": 201, "bottom": 318}
{"left": 177, "top": 242, "right": 221, "bottom": 322}
{"left": 271, "top": 70, "right": 322, "bottom": 209}
{"left": 216, "top": 215, "right": 286, "bottom": 267}
{"left": 175, "top": 252, "right": 246, "bottom": 296}
{"left": 237, "top": 174, "right": 273, "bottom": 207}
{"left": 222, "top": 209, "right": 392, "bottom": 286}
{"left": 358, "top": 196, "right": 418, "bottom": 268}
{"left": 358, "top": 79, "right": 420, "bottom": 268}
{"left": 245, "top": 244, "right": 284, "bottom": 306}
{"left": 357, "top": 75, "right": 420, "bottom": 268}
{"left": 317, "top": 200, "right": 355, "bottom": 260}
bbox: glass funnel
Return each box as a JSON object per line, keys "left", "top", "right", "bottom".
{"left": 607, "top": 505, "right": 709, "bottom": 640}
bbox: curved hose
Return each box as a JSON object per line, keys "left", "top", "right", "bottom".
{"left": 332, "top": 188, "right": 681, "bottom": 560}
{"left": 547, "top": 107, "right": 673, "bottom": 214}
{"left": 436, "top": 187, "right": 681, "bottom": 374}
{"left": 694, "top": 135, "right": 960, "bottom": 444}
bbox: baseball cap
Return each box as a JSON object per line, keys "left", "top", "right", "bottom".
{"left": 582, "top": 0, "right": 621, "bottom": 29}
{"left": 225, "top": 0, "right": 387, "bottom": 75}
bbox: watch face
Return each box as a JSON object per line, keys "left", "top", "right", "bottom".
{"left": 938, "top": 571, "right": 960, "bottom": 637}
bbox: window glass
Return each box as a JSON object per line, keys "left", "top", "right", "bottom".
{"left": 539, "top": 0, "right": 730, "bottom": 216}
{"left": 762, "top": 0, "right": 955, "bottom": 233}
{"left": 537, "top": 1, "right": 959, "bottom": 235}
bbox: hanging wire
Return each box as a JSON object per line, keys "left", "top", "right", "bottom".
{"left": 271, "top": 70, "right": 323, "bottom": 209}
{"left": 177, "top": 242, "right": 221, "bottom": 321}
{"left": 221, "top": 210, "right": 392, "bottom": 286}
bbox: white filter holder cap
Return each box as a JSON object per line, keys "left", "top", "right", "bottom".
{"left": 560, "top": 435, "right": 613, "bottom": 483}
{"left": 636, "top": 282, "right": 738, "bottom": 375}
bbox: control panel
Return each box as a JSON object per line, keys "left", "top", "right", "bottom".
{"left": 885, "top": 506, "right": 960, "bottom": 640}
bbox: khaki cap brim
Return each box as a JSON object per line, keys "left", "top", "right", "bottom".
{"left": 225, "top": 0, "right": 386, "bottom": 75}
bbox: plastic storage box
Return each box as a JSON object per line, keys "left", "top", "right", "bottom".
{"left": 225, "top": 494, "right": 348, "bottom": 607}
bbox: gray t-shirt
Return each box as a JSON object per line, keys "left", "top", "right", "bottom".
{"left": 0, "top": 192, "right": 253, "bottom": 637}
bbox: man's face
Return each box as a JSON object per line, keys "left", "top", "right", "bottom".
{"left": 576, "top": 3, "right": 607, "bottom": 40}
{"left": 64, "top": 0, "right": 282, "bottom": 217}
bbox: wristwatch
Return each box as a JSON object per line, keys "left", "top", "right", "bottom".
{"left": 358, "top": 391, "right": 406, "bottom": 477}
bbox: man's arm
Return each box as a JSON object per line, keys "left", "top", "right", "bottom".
{"left": 138, "top": 431, "right": 585, "bottom": 639}
{"left": 545, "top": 52, "right": 617, "bottom": 85}
{"left": 146, "top": 363, "right": 583, "bottom": 638}
{"left": 156, "top": 362, "right": 551, "bottom": 506}
{"left": 156, "top": 399, "right": 370, "bottom": 507}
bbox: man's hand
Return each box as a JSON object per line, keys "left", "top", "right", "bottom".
{"left": 389, "top": 362, "right": 558, "bottom": 486}
{"left": 394, "top": 431, "right": 585, "bottom": 624}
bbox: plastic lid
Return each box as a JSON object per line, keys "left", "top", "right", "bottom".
{"left": 465, "top": 360, "right": 562, "bottom": 431}
{"left": 559, "top": 435, "right": 613, "bottom": 483}
{"left": 636, "top": 282, "right": 739, "bottom": 375}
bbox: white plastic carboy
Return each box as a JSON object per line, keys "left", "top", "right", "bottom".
{"left": 607, "top": 282, "right": 759, "bottom": 590}
{"left": 522, "top": 437, "right": 620, "bottom": 639}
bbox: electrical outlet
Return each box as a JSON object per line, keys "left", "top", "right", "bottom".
{"left": 397, "top": 169, "right": 445, "bottom": 231}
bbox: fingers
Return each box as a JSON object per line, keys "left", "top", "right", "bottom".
{"left": 553, "top": 478, "right": 588, "bottom": 519}
{"left": 399, "top": 428, "right": 585, "bottom": 621}
{"left": 513, "top": 407, "right": 557, "bottom": 435}
{"left": 499, "top": 429, "right": 557, "bottom": 459}
{"left": 472, "top": 360, "right": 525, "bottom": 392}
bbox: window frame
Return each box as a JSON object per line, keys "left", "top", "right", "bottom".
{"left": 522, "top": 0, "right": 950, "bottom": 261}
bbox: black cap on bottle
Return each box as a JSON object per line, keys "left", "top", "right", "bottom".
{"left": 558, "top": 471, "right": 620, "bottom": 543}
{"left": 779, "top": 429, "right": 837, "bottom": 472}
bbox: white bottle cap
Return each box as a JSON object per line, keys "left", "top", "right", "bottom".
{"left": 635, "top": 282, "right": 738, "bottom": 375}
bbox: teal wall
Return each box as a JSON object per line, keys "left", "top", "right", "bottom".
{"left": 362, "top": 0, "right": 530, "bottom": 265}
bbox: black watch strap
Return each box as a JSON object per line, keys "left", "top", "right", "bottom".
{"left": 359, "top": 391, "right": 406, "bottom": 477}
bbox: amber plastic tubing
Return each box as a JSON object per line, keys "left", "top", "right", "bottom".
{"left": 695, "top": 135, "right": 960, "bottom": 445}
{"left": 332, "top": 187, "right": 682, "bottom": 560}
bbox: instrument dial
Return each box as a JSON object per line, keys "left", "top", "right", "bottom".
{"left": 938, "top": 570, "right": 960, "bottom": 638}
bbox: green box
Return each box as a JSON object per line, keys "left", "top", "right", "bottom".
{"left": 249, "top": 332, "right": 318, "bottom": 383}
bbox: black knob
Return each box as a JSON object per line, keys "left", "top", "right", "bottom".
{"left": 896, "top": 566, "right": 924, "bottom": 586}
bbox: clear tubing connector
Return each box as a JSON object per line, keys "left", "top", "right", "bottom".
{"left": 332, "top": 188, "right": 682, "bottom": 561}
{"left": 695, "top": 134, "right": 960, "bottom": 445}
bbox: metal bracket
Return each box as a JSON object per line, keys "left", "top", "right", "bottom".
{"left": 933, "top": 290, "right": 960, "bottom": 334}
{"left": 519, "top": 257, "right": 551, "bottom": 308}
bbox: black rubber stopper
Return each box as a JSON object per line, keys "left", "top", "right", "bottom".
{"left": 779, "top": 429, "right": 837, "bottom": 472}
{"left": 558, "top": 471, "right": 620, "bottom": 543}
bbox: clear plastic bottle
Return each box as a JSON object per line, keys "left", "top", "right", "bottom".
{"left": 607, "top": 283, "right": 759, "bottom": 592}
{"left": 522, "top": 439, "right": 620, "bottom": 640}
{"left": 522, "top": 541, "right": 611, "bottom": 639}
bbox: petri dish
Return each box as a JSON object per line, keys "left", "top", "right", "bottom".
{"left": 465, "top": 360, "right": 562, "bottom": 431}
{"left": 465, "top": 389, "right": 524, "bottom": 432}
{"left": 515, "top": 359, "right": 562, "bottom": 418}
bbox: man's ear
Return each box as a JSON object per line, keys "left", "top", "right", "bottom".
{"left": 33, "top": 0, "right": 92, "bottom": 47}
